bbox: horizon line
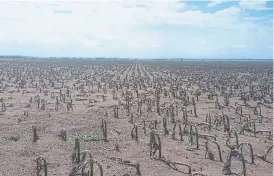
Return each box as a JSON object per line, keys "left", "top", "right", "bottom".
{"left": 0, "top": 55, "right": 272, "bottom": 60}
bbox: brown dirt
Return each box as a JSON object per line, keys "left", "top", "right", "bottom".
{"left": 0, "top": 59, "right": 273, "bottom": 176}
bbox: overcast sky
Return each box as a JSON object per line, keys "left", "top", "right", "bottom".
{"left": 0, "top": 0, "right": 273, "bottom": 59}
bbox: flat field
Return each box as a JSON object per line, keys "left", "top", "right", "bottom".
{"left": 0, "top": 59, "right": 272, "bottom": 176}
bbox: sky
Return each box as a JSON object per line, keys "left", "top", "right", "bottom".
{"left": 0, "top": 0, "right": 273, "bottom": 59}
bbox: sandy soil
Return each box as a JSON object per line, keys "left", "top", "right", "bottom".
{"left": 0, "top": 59, "right": 273, "bottom": 176}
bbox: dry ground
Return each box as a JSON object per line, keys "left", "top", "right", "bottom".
{"left": 0, "top": 59, "right": 273, "bottom": 176}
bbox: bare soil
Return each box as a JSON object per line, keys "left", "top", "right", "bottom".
{"left": 0, "top": 59, "right": 273, "bottom": 176}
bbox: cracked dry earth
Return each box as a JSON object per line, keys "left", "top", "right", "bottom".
{"left": 0, "top": 59, "right": 273, "bottom": 176}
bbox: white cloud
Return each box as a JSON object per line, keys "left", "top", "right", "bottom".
{"left": 232, "top": 44, "right": 252, "bottom": 48}
{"left": 0, "top": 1, "right": 183, "bottom": 47}
{"left": 0, "top": 0, "right": 272, "bottom": 58}
{"left": 207, "top": 0, "right": 227, "bottom": 7}
{"left": 239, "top": 0, "right": 271, "bottom": 10}
{"left": 197, "top": 39, "right": 208, "bottom": 45}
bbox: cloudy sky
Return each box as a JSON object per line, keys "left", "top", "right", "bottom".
{"left": 0, "top": 0, "right": 272, "bottom": 59}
